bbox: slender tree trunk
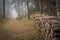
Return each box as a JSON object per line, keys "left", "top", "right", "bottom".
{"left": 40, "top": 0, "right": 43, "bottom": 14}
{"left": 47, "top": 0, "right": 51, "bottom": 15}
{"left": 18, "top": 1, "right": 20, "bottom": 18}
{"left": 35, "top": 0, "right": 40, "bottom": 12}
{"left": 56, "top": 0, "right": 60, "bottom": 24}
{"left": 15, "top": 1, "right": 20, "bottom": 18}
{"left": 3, "top": 0, "right": 5, "bottom": 18}
{"left": 27, "top": 0, "right": 30, "bottom": 19}
{"left": 39, "top": 0, "right": 42, "bottom": 14}
{"left": 22, "top": 0, "right": 23, "bottom": 18}
{"left": 25, "top": 0, "right": 26, "bottom": 16}
{"left": 56, "top": 0, "right": 59, "bottom": 16}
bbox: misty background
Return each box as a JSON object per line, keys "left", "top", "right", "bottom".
{"left": 0, "top": 0, "right": 36, "bottom": 19}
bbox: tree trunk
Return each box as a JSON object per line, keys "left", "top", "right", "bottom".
{"left": 39, "top": 0, "right": 42, "bottom": 14}
{"left": 27, "top": 0, "right": 30, "bottom": 19}
{"left": 47, "top": 0, "right": 51, "bottom": 15}
{"left": 3, "top": 0, "right": 5, "bottom": 18}
{"left": 18, "top": 1, "right": 20, "bottom": 18}
{"left": 56, "top": 0, "right": 60, "bottom": 16}
{"left": 22, "top": 0, "right": 23, "bottom": 18}
{"left": 35, "top": 0, "right": 40, "bottom": 12}
{"left": 25, "top": 0, "right": 26, "bottom": 16}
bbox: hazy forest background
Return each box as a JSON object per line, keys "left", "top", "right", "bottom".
{"left": 0, "top": 0, "right": 60, "bottom": 40}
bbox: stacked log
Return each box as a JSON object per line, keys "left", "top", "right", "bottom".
{"left": 33, "top": 14, "right": 60, "bottom": 40}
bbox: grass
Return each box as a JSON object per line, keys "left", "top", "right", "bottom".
{"left": 0, "top": 17, "right": 44, "bottom": 40}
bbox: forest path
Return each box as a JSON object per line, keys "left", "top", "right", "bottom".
{"left": 3, "top": 20, "right": 31, "bottom": 35}
{"left": 0, "top": 19, "right": 41, "bottom": 40}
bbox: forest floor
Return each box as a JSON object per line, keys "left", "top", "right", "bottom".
{"left": 0, "top": 18, "right": 44, "bottom": 40}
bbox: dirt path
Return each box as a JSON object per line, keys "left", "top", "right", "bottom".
{"left": 0, "top": 19, "right": 41, "bottom": 40}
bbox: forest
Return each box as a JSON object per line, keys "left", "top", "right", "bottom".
{"left": 0, "top": 0, "right": 60, "bottom": 40}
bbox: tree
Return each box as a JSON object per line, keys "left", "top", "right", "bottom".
{"left": 39, "top": 0, "right": 42, "bottom": 14}
{"left": 35, "top": 0, "right": 40, "bottom": 12}
{"left": 17, "top": 0, "right": 20, "bottom": 18}
{"left": 22, "top": 0, "right": 23, "bottom": 18}
{"left": 50, "top": 0, "right": 56, "bottom": 15}
{"left": 25, "top": 0, "right": 27, "bottom": 15}
{"left": 56, "top": 0, "right": 60, "bottom": 16}
{"left": 46, "top": 0, "right": 51, "bottom": 15}
{"left": 56, "top": 0, "right": 60, "bottom": 23}
{"left": 27, "top": 0, "right": 30, "bottom": 19}
{"left": 3, "top": 0, "right": 5, "bottom": 18}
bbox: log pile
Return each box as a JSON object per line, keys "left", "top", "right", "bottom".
{"left": 33, "top": 14, "right": 60, "bottom": 40}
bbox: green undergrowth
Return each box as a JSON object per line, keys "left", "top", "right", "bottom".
{"left": 0, "top": 18, "right": 44, "bottom": 40}
{"left": 21, "top": 18, "right": 34, "bottom": 27}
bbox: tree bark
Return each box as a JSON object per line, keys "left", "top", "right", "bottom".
{"left": 47, "top": 0, "right": 51, "bottom": 15}
{"left": 3, "top": 0, "right": 5, "bottom": 18}
{"left": 27, "top": 0, "right": 30, "bottom": 19}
